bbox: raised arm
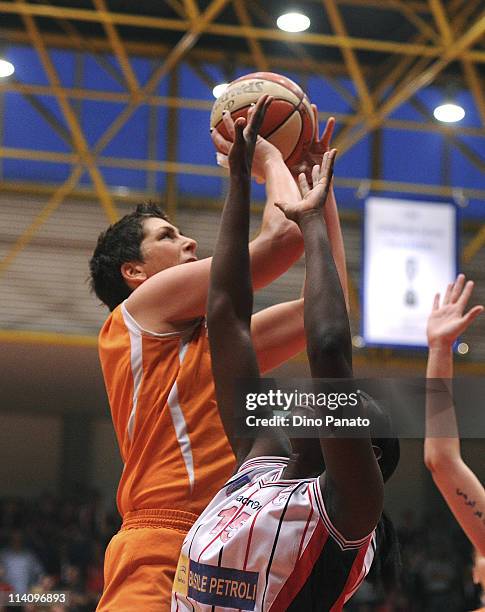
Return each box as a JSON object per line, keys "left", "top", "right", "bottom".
{"left": 425, "top": 274, "right": 485, "bottom": 554}
{"left": 207, "top": 95, "right": 289, "bottom": 464}
{"left": 292, "top": 110, "right": 349, "bottom": 310}
{"left": 276, "top": 153, "right": 383, "bottom": 541}
{"left": 124, "top": 109, "right": 303, "bottom": 333}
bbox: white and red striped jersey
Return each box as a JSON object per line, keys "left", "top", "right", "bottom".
{"left": 172, "top": 456, "right": 376, "bottom": 611}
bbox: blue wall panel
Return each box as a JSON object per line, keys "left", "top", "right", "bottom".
{"left": 4, "top": 93, "right": 70, "bottom": 153}
{"left": 382, "top": 128, "right": 442, "bottom": 185}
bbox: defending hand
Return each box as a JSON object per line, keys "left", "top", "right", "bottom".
{"left": 274, "top": 149, "right": 337, "bottom": 224}
{"left": 427, "top": 274, "right": 483, "bottom": 349}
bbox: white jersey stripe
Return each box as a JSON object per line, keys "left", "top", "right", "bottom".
{"left": 121, "top": 304, "right": 144, "bottom": 442}
{"left": 167, "top": 339, "right": 195, "bottom": 492}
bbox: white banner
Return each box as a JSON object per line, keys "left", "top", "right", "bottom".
{"left": 363, "top": 197, "right": 457, "bottom": 347}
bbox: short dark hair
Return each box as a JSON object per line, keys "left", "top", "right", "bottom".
{"left": 89, "top": 202, "right": 169, "bottom": 311}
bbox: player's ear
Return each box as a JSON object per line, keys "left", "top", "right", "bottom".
{"left": 121, "top": 261, "right": 147, "bottom": 285}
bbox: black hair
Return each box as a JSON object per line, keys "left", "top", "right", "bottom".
{"left": 89, "top": 202, "right": 169, "bottom": 311}
{"left": 359, "top": 390, "right": 402, "bottom": 591}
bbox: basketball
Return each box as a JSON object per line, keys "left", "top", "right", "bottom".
{"left": 210, "top": 72, "right": 315, "bottom": 169}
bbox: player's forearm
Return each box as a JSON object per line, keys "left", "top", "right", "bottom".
{"left": 424, "top": 345, "right": 461, "bottom": 468}
{"left": 210, "top": 173, "right": 253, "bottom": 321}
{"left": 299, "top": 212, "right": 351, "bottom": 370}
{"left": 260, "top": 158, "right": 303, "bottom": 247}
{"left": 323, "top": 186, "right": 350, "bottom": 312}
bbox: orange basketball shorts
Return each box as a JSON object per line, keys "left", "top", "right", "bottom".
{"left": 96, "top": 508, "right": 198, "bottom": 612}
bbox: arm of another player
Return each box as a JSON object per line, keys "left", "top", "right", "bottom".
{"left": 424, "top": 274, "right": 485, "bottom": 555}
{"left": 208, "top": 95, "right": 289, "bottom": 463}
{"left": 276, "top": 153, "right": 383, "bottom": 541}
{"left": 293, "top": 110, "right": 349, "bottom": 311}
{"left": 213, "top": 108, "right": 304, "bottom": 277}
{"left": 250, "top": 116, "right": 349, "bottom": 374}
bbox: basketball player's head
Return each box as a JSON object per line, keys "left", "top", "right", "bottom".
{"left": 89, "top": 202, "right": 197, "bottom": 311}
{"left": 290, "top": 391, "right": 400, "bottom": 483}
{"left": 359, "top": 390, "right": 400, "bottom": 483}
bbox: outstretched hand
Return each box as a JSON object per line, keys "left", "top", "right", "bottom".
{"left": 427, "top": 274, "right": 483, "bottom": 349}
{"left": 211, "top": 95, "right": 279, "bottom": 182}
{"left": 291, "top": 105, "right": 335, "bottom": 184}
{"left": 274, "top": 149, "right": 337, "bottom": 224}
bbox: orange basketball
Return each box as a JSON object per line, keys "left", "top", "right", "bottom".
{"left": 210, "top": 72, "right": 315, "bottom": 169}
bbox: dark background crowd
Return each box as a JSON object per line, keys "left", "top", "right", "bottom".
{"left": 0, "top": 492, "right": 481, "bottom": 611}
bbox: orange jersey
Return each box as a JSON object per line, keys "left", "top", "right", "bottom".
{"left": 98, "top": 302, "right": 235, "bottom": 518}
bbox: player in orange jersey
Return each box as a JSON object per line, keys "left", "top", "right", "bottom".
{"left": 89, "top": 95, "right": 348, "bottom": 610}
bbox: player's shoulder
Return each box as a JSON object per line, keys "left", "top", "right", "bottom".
{"left": 223, "top": 456, "right": 290, "bottom": 493}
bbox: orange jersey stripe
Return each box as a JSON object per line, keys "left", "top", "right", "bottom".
{"left": 98, "top": 303, "right": 235, "bottom": 518}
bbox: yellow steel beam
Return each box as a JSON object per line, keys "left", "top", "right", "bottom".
{"left": 333, "top": 0, "right": 464, "bottom": 149}
{"left": 17, "top": 0, "right": 119, "bottom": 225}
{"left": 92, "top": 0, "right": 139, "bottom": 95}
{"left": 463, "top": 60, "right": 485, "bottom": 131}
{"left": 5, "top": 0, "right": 231, "bottom": 230}
{"left": 92, "top": 0, "right": 230, "bottom": 159}
{"left": 183, "top": 0, "right": 200, "bottom": 20}
{"left": 324, "top": 0, "right": 374, "bottom": 115}
{"left": 464, "top": 225, "right": 485, "bottom": 263}
{"left": 428, "top": 0, "right": 453, "bottom": 45}
{"left": 2, "top": 146, "right": 485, "bottom": 201}
{"left": 4, "top": 81, "right": 485, "bottom": 137}
{"left": 6, "top": 1, "right": 485, "bottom": 61}
{"left": 0, "top": 330, "right": 97, "bottom": 348}
{"left": 2, "top": 27, "right": 356, "bottom": 76}
{"left": 0, "top": 166, "right": 84, "bottom": 277}
{"left": 233, "top": 0, "right": 269, "bottom": 72}
{"left": 336, "top": 10, "right": 485, "bottom": 156}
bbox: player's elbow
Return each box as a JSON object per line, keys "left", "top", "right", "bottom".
{"left": 307, "top": 326, "right": 349, "bottom": 363}
{"left": 264, "top": 220, "right": 302, "bottom": 251}
{"left": 424, "top": 445, "right": 460, "bottom": 474}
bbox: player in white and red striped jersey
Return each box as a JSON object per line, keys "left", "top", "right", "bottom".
{"left": 172, "top": 455, "right": 376, "bottom": 610}
{"left": 172, "top": 108, "right": 400, "bottom": 611}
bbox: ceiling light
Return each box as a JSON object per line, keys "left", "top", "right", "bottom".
{"left": 0, "top": 59, "right": 14, "bottom": 78}
{"left": 212, "top": 83, "right": 229, "bottom": 98}
{"left": 277, "top": 12, "right": 310, "bottom": 33}
{"left": 433, "top": 103, "right": 465, "bottom": 123}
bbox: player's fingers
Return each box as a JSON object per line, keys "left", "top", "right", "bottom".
{"left": 211, "top": 129, "right": 231, "bottom": 154}
{"left": 450, "top": 273, "right": 466, "bottom": 303}
{"left": 457, "top": 279, "right": 475, "bottom": 310}
{"left": 442, "top": 282, "right": 453, "bottom": 305}
{"left": 250, "top": 94, "right": 271, "bottom": 137}
{"left": 324, "top": 148, "right": 337, "bottom": 179}
{"left": 463, "top": 305, "right": 484, "bottom": 327}
{"left": 311, "top": 164, "right": 320, "bottom": 187}
{"left": 234, "top": 117, "right": 246, "bottom": 144}
{"left": 222, "top": 110, "right": 236, "bottom": 139}
{"left": 321, "top": 116, "right": 335, "bottom": 150}
{"left": 432, "top": 293, "right": 440, "bottom": 311}
{"left": 298, "top": 172, "right": 310, "bottom": 196}
{"left": 311, "top": 104, "right": 320, "bottom": 142}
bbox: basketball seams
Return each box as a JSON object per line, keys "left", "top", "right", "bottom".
{"left": 213, "top": 98, "right": 298, "bottom": 134}
{"left": 210, "top": 71, "right": 314, "bottom": 165}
